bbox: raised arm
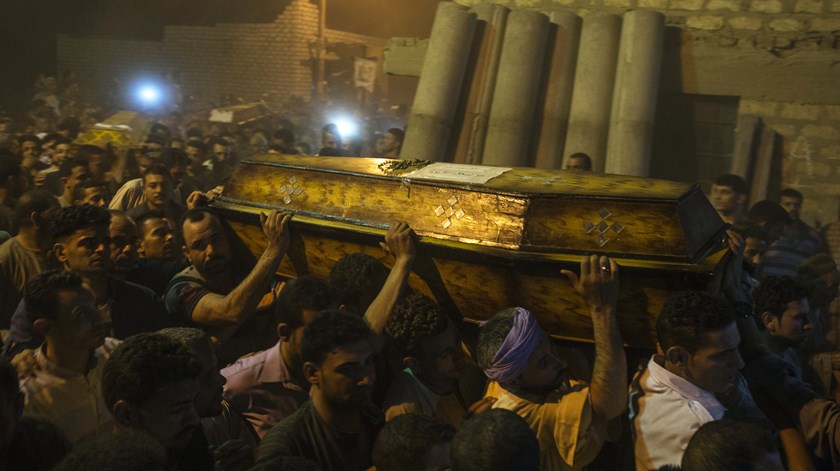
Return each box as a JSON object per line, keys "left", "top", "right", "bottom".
{"left": 190, "top": 211, "right": 291, "bottom": 327}
{"left": 363, "top": 222, "right": 416, "bottom": 334}
{"left": 562, "top": 255, "right": 627, "bottom": 419}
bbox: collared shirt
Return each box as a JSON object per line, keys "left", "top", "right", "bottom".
{"left": 629, "top": 355, "right": 726, "bottom": 471}
{"left": 382, "top": 368, "right": 466, "bottom": 428}
{"left": 489, "top": 381, "right": 607, "bottom": 471}
{"left": 221, "top": 340, "right": 309, "bottom": 439}
{"left": 20, "top": 338, "right": 120, "bottom": 444}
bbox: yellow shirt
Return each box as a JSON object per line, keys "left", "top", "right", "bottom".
{"left": 489, "top": 381, "right": 608, "bottom": 471}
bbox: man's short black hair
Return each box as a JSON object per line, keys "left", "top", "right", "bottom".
{"left": 185, "top": 140, "right": 206, "bottom": 152}
{"left": 778, "top": 188, "right": 803, "bottom": 201}
{"left": 275, "top": 275, "right": 332, "bottom": 329}
{"left": 14, "top": 189, "right": 55, "bottom": 226}
{"left": 753, "top": 276, "right": 809, "bottom": 321}
{"left": 328, "top": 253, "right": 389, "bottom": 314}
{"left": 274, "top": 128, "right": 295, "bottom": 144}
{"left": 208, "top": 137, "right": 228, "bottom": 148}
{"left": 75, "top": 145, "right": 104, "bottom": 160}
{"left": 17, "top": 134, "right": 40, "bottom": 146}
{"left": 386, "top": 294, "right": 449, "bottom": 356}
{"left": 475, "top": 308, "right": 517, "bottom": 373}
{"left": 142, "top": 163, "right": 170, "bottom": 180}
{"left": 451, "top": 409, "right": 539, "bottom": 471}
{"left": 386, "top": 128, "right": 404, "bottom": 143}
{"left": 682, "top": 419, "right": 777, "bottom": 471}
{"left": 49, "top": 204, "right": 111, "bottom": 241}
{"left": 134, "top": 210, "right": 167, "bottom": 233}
{"left": 72, "top": 178, "right": 107, "bottom": 202}
{"left": 714, "top": 174, "right": 747, "bottom": 195}
{"left": 300, "top": 309, "right": 372, "bottom": 366}
{"left": 747, "top": 200, "right": 790, "bottom": 229}
{"left": 178, "top": 207, "right": 219, "bottom": 242}
{"left": 54, "top": 429, "right": 166, "bottom": 471}
{"left": 656, "top": 291, "right": 737, "bottom": 353}
{"left": 568, "top": 152, "right": 592, "bottom": 170}
{"left": 102, "top": 333, "right": 202, "bottom": 410}
{"left": 59, "top": 158, "right": 89, "bottom": 178}
{"left": 159, "top": 148, "right": 188, "bottom": 168}
{"left": 372, "top": 414, "right": 455, "bottom": 471}
{"left": 24, "top": 270, "right": 84, "bottom": 322}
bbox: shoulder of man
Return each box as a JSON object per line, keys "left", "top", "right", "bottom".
{"left": 256, "top": 402, "right": 313, "bottom": 464}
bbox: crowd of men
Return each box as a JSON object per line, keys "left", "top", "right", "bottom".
{"left": 1, "top": 77, "right": 840, "bottom": 471}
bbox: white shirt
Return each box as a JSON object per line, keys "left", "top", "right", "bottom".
{"left": 629, "top": 355, "right": 726, "bottom": 471}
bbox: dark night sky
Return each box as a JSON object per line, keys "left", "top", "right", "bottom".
{"left": 0, "top": 0, "right": 440, "bottom": 111}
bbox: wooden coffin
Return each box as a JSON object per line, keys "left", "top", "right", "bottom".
{"left": 213, "top": 155, "right": 728, "bottom": 349}
{"left": 73, "top": 111, "right": 150, "bottom": 149}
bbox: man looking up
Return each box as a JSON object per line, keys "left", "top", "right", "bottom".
{"left": 19, "top": 270, "right": 117, "bottom": 444}
{"left": 711, "top": 174, "right": 748, "bottom": 225}
{"left": 0, "top": 190, "right": 58, "bottom": 328}
{"left": 222, "top": 275, "right": 332, "bottom": 438}
{"left": 127, "top": 164, "right": 184, "bottom": 226}
{"left": 476, "top": 255, "right": 627, "bottom": 471}
{"left": 629, "top": 291, "right": 745, "bottom": 470}
{"left": 103, "top": 333, "right": 211, "bottom": 470}
{"left": 257, "top": 310, "right": 381, "bottom": 470}
{"left": 165, "top": 208, "right": 291, "bottom": 366}
{"left": 3, "top": 205, "right": 172, "bottom": 358}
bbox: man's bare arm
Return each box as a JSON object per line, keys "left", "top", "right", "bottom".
{"left": 190, "top": 211, "right": 291, "bottom": 327}
{"left": 563, "top": 255, "right": 627, "bottom": 419}
{"left": 363, "top": 222, "right": 416, "bottom": 334}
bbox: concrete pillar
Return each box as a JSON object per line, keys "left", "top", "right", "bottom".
{"left": 564, "top": 14, "right": 622, "bottom": 172}
{"left": 604, "top": 10, "right": 665, "bottom": 177}
{"left": 482, "top": 10, "right": 550, "bottom": 167}
{"left": 400, "top": 3, "right": 477, "bottom": 162}
{"left": 452, "top": 4, "right": 509, "bottom": 165}
{"left": 534, "top": 11, "right": 582, "bottom": 169}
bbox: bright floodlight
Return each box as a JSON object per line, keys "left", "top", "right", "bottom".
{"left": 137, "top": 85, "right": 161, "bottom": 105}
{"left": 332, "top": 116, "right": 358, "bottom": 138}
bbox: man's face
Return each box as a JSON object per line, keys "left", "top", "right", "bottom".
{"left": 322, "top": 132, "right": 339, "bottom": 150}
{"left": 140, "top": 217, "right": 176, "bottom": 260}
{"left": 375, "top": 133, "right": 400, "bottom": 154}
{"left": 566, "top": 157, "right": 589, "bottom": 171}
{"left": 312, "top": 338, "right": 376, "bottom": 409}
{"left": 518, "top": 334, "right": 568, "bottom": 393}
{"left": 182, "top": 216, "right": 232, "bottom": 276}
{"left": 137, "top": 156, "right": 153, "bottom": 176}
{"left": 765, "top": 299, "right": 812, "bottom": 344}
{"left": 779, "top": 196, "right": 802, "bottom": 221}
{"left": 169, "top": 164, "right": 186, "bottom": 190}
{"left": 133, "top": 379, "right": 201, "bottom": 454}
{"left": 52, "top": 143, "right": 71, "bottom": 165}
{"left": 710, "top": 185, "right": 744, "bottom": 215}
{"left": 50, "top": 287, "right": 107, "bottom": 349}
{"left": 109, "top": 216, "right": 138, "bottom": 275}
{"left": 87, "top": 153, "right": 106, "bottom": 178}
{"left": 20, "top": 140, "right": 39, "bottom": 164}
{"left": 412, "top": 319, "right": 466, "bottom": 385}
{"left": 191, "top": 340, "right": 226, "bottom": 417}
{"left": 143, "top": 174, "right": 171, "bottom": 208}
{"left": 55, "top": 226, "right": 111, "bottom": 275}
{"left": 744, "top": 236, "right": 766, "bottom": 267}
{"left": 211, "top": 144, "right": 227, "bottom": 161}
{"left": 78, "top": 186, "right": 109, "bottom": 207}
{"left": 682, "top": 322, "right": 744, "bottom": 394}
{"left": 64, "top": 165, "right": 91, "bottom": 193}
{"left": 185, "top": 146, "right": 204, "bottom": 169}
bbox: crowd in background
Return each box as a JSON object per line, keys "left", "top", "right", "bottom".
{"left": 1, "top": 71, "right": 840, "bottom": 471}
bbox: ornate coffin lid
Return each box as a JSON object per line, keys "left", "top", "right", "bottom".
{"left": 214, "top": 155, "right": 728, "bottom": 271}
{"left": 73, "top": 111, "right": 150, "bottom": 149}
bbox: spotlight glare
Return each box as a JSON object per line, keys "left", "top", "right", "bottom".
{"left": 331, "top": 116, "right": 358, "bottom": 138}
{"left": 137, "top": 85, "right": 161, "bottom": 105}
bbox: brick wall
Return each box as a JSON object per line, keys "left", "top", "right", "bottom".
{"left": 455, "top": 0, "right": 840, "bottom": 226}
{"left": 57, "top": 0, "right": 385, "bottom": 107}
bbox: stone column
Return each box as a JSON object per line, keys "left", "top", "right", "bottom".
{"left": 400, "top": 3, "right": 477, "bottom": 162}
{"left": 604, "top": 10, "right": 665, "bottom": 177}
{"left": 564, "top": 14, "right": 622, "bottom": 172}
{"left": 534, "top": 11, "right": 582, "bottom": 169}
{"left": 452, "top": 4, "right": 509, "bottom": 165}
{"left": 482, "top": 10, "right": 550, "bottom": 167}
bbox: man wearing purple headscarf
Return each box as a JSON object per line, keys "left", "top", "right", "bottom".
{"left": 476, "top": 255, "right": 626, "bottom": 471}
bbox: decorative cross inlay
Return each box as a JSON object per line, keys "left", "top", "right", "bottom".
{"left": 583, "top": 207, "right": 624, "bottom": 247}
{"left": 278, "top": 175, "right": 303, "bottom": 205}
{"left": 433, "top": 196, "right": 465, "bottom": 230}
